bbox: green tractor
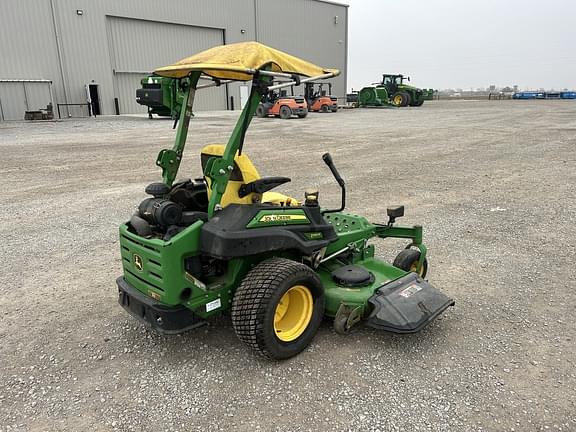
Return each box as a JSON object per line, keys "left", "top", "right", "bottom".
{"left": 117, "top": 42, "right": 454, "bottom": 360}
{"left": 136, "top": 75, "right": 185, "bottom": 119}
{"left": 359, "top": 74, "right": 426, "bottom": 108}
{"left": 422, "top": 88, "right": 436, "bottom": 101}
{"left": 380, "top": 74, "right": 425, "bottom": 107}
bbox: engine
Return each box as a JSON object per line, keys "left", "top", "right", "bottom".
{"left": 128, "top": 180, "right": 208, "bottom": 240}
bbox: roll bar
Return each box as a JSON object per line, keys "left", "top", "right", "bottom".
{"left": 157, "top": 68, "right": 339, "bottom": 217}
{"left": 191, "top": 71, "right": 338, "bottom": 91}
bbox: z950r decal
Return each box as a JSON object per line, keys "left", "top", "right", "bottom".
{"left": 259, "top": 214, "right": 307, "bottom": 223}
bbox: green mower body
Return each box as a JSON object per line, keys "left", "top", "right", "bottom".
{"left": 136, "top": 75, "right": 184, "bottom": 119}
{"left": 117, "top": 60, "right": 453, "bottom": 360}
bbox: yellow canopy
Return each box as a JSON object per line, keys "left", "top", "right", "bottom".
{"left": 154, "top": 41, "right": 339, "bottom": 81}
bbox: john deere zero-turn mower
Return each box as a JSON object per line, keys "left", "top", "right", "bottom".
{"left": 117, "top": 42, "right": 454, "bottom": 360}
{"left": 136, "top": 75, "right": 185, "bottom": 119}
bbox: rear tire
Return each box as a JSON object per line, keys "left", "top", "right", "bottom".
{"left": 279, "top": 105, "right": 292, "bottom": 119}
{"left": 392, "top": 92, "right": 410, "bottom": 107}
{"left": 331, "top": 105, "right": 338, "bottom": 112}
{"left": 411, "top": 99, "right": 424, "bottom": 107}
{"left": 393, "top": 249, "right": 428, "bottom": 278}
{"left": 297, "top": 112, "right": 307, "bottom": 118}
{"left": 231, "top": 257, "right": 325, "bottom": 360}
{"left": 256, "top": 104, "right": 267, "bottom": 118}
{"left": 321, "top": 104, "right": 329, "bottom": 113}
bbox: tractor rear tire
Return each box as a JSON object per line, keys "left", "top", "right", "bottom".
{"left": 321, "top": 104, "right": 329, "bottom": 113}
{"left": 231, "top": 257, "right": 325, "bottom": 360}
{"left": 279, "top": 105, "right": 292, "bottom": 119}
{"left": 393, "top": 249, "right": 428, "bottom": 278}
{"left": 331, "top": 106, "right": 338, "bottom": 112}
{"left": 297, "top": 112, "right": 307, "bottom": 118}
{"left": 411, "top": 99, "right": 424, "bottom": 107}
{"left": 392, "top": 92, "right": 410, "bottom": 107}
{"left": 256, "top": 104, "right": 267, "bottom": 118}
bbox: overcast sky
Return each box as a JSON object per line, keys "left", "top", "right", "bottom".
{"left": 337, "top": 0, "right": 576, "bottom": 91}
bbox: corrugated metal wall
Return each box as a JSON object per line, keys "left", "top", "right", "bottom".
{"left": 0, "top": 84, "right": 26, "bottom": 121}
{"left": 52, "top": 0, "right": 256, "bottom": 115}
{"left": 0, "top": 0, "right": 63, "bottom": 119}
{"left": 107, "top": 16, "right": 225, "bottom": 113}
{"left": 0, "top": 0, "right": 347, "bottom": 118}
{"left": 0, "top": 82, "right": 52, "bottom": 121}
{"left": 255, "top": 0, "right": 347, "bottom": 99}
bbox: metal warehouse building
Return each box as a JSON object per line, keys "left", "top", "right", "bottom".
{"left": 0, "top": 0, "right": 348, "bottom": 120}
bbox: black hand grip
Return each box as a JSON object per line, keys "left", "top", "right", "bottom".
{"left": 321, "top": 153, "right": 346, "bottom": 214}
{"left": 322, "top": 152, "right": 333, "bottom": 165}
{"left": 322, "top": 153, "right": 345, "bottom": 187}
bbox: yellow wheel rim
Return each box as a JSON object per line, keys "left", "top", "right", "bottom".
{"left": 410, "top": 261, "right": 424, "bottom": 276}
{"left": 274, "top": 285, "right": 313, "bottom": 342}
{"left": 394, "top": 95, "right": 403, "bottom": 105}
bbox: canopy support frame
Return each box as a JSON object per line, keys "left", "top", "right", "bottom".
{"left": 157, "top": 72, "right": 201, "bottom": 186}
{"left": 204, "top": 73, "right": 270, "bottom": 217}
{"left": 154, "top": 67, "right": 338, "bottom": 218}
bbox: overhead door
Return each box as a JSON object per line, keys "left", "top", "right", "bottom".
{"left": 107, "top": 16, "right": 226, "bottom": 114}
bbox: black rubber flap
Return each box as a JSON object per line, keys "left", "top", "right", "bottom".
{"left": 365, "top": 273, "right": 454, "bottom": 333}
{"left": 332, "top": 265, "right": 375, "bottom": 287}
{"left": 117, "top": 277, "right": 206, "bottom": 335}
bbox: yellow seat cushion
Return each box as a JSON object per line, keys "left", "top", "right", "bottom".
{"left": 200, "top": 144, "right": 299, "bottom": 207}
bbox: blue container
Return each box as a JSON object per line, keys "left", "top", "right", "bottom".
{"left": 513, "top": 91, "right": 576, "bottom": 100}
{"left": 513, "top": 92, "right": 539, "bottom": 99}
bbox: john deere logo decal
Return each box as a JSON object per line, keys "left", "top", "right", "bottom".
{"left": 133, "top": 254, "right": 143, "bottom": 271}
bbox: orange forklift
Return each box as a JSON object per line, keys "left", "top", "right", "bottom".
{"left": 305, "top": 82, "right": 338, "bottom": 112}
{"left": 256, "top": 89, "right": 308, "bottom": 119}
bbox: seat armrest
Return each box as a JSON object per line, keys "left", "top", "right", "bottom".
{"left": 238, "top": 177, "right": 291, "bottom": 198}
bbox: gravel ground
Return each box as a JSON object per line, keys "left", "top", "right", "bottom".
{"left": 0, "top": 100, "right": 575, "bottom": 432}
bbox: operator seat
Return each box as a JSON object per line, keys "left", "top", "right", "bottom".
{"left": 200, "top": 144, "right": 299, "bottom": 208}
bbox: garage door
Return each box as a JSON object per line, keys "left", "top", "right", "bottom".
{"left": 107, "top": 16, "right": 226, "bottom": 114}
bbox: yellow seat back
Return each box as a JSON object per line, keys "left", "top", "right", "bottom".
{"left": 200, "top": 144, "right": 299, "bottom": 207}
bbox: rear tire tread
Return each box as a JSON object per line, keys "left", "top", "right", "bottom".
{"left": 231, "top": 257, "right": 323, "bottom": 359}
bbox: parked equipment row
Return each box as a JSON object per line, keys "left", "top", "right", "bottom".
{"left": 136, "top": 77, "right": 339, "bottom": 120}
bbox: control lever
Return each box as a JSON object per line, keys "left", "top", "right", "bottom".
{"left": 321, "top": 153, "right": 346, "bottom": 214}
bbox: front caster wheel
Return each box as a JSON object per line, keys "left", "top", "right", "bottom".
{"left": 231, "top": 258, "right": 325, "bottom": 360}
{"left": 393, "top": 249, "right": 428, "bottom": 278}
